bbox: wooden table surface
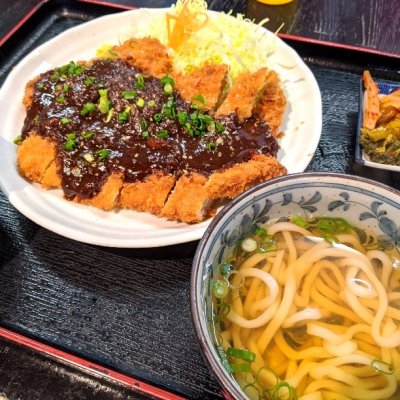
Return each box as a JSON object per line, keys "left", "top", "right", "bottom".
{"left": 0, "top": 1, "right": 399, "bottom": 399}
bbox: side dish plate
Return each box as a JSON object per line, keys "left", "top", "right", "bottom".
{"left": 0, "top": 8, "right": 322, "bottom": 248}
{"left": 356, "top": 79, "right": 400, "bottom": 172}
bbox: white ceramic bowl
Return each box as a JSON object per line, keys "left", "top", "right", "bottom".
{"left": 191, "top": 172, "right": 400, "bottom": 399}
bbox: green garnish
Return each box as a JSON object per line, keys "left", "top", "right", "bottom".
{"left": 60, "top": 117, "right": 70, "bottom": 125}
{"left": 56, "top": 96, "right": 66, "bottom": 104}
{"left": 213, "top": 279, "right": 229, "bottom": 299}
{"left": 148, "top": 100, "right": 156, "bottom": 107}
{"left": 371, "top": 359, "right": 394, "bottom": 375}
{"left": 58, "top": 61, "right": 84, "bottom": 76}
{"left": 82, "top": 130, "right": 94, "bottom": 140}
{"left": 230, "top": 363, "right": 251, "bottom": 373}
{"left": 226, "top": 348, "right": 256, "bottom": 362}
{"left": 160, "top": 76, "right": 175, "bottom": 87}
{"left": 37, "top": 82, "right": 45, "bottom": 90}
{"left": 153, "top": 113, "right": 163, "bottom": 123}
{"left": 136, "top": 98, "right": 145, "bottom": 107}
{"left": 141, "top": 131, "right": 150, "bottom": 139}
{"left": 156, "top": 130, "right": 169, "bottom": 139}
{"left": 206, "top": 141, "right": 216, "bottom": 151}
{"left": 51, "top": 71, "right": 60, "bottom": 81}
{"left": 161, "top": 96, "right": 176, "bottom": 119}
{"left": 220, "top": 262, "right": 233, "bottom": 276}
{"left": 108, "top": 49, "right": 118, "bottom": 57}
{"left": 96, "top": 149, "right": 110, "bottom": 161}
{"left": 13, "top": 135, "right": 22, "bottom": 145}
{"left": 292, "top": 215, "right": 309, "bottom": 228}
{"left": 135, "top": 73, "right": 145, "bottom": 89}
{"left": 63, "top": 84, "right": 70, "bottom": 93}
{"left": 254, "top": 226, "right": 267, "bottom": 237}
{"left": 82, "top": 153, "right": 94, "bottom": 163}
{"left": 98, "top": 89, "right": 111, "bottom": 114}
{"left": 64, "top": 133, "right": 78, "bottom": 151}
{"left": 84, "top": 76, "right": 96, "bottom": 86}
{"left": 215, "top": 121, "right": 225, "bottom": 133}
{"left": 118, "top": 107, "right": 131, "bottom": 123}
{"left": 122, "top": 90, "right": 137, "bottom": 100}
{"left": 258, "top": 235, "right": 277, "bottom": 253}
{"left": 177, "top": 111, "right": 188, "bottom": 125}
{"left": 140, "top": 118, "right": 148, "bottom": 131}
{"left": 192, "top": 93, "right": 205, "bottom": 106}
{"left": 80, "top": 102, "right": 96, "bottom": 116}
{"left": 105, "top": 108, "right": 114, "bottom": 123}
{"left": 163, "top": 83, "right": 173, "bottom": 94}
{"left": 33, "top": 115, "right": 39, "bottom": 124}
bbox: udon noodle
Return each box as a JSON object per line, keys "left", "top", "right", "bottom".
{"left": 211, "top": 218, "right": 400, "bottom": 400}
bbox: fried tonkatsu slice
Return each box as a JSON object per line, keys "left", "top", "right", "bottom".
{"left": 161, "top": 173, "right": 212, "bottom": 223}
{"left": 76, "top": 173, "right": 124, "bottom": 211}
{"left": 216, "top": 68, "right": 269, "bottom": 120}
{"left": 111, "top": 37, "right": 172, "bottom": 78}
{"left": 17, "top": 133, "right": 57, "bottom": 184}
{"left": 119, "top": 174, "right": 176, "bottom": 215}
{"left": 173, "top": 63, "right": 229, "bottom": 110}
{"left": 206, "top": 154, "right": 287, "bottom": 200}
{"left": 252, "top": 70, "right": 286, "bottom": 138}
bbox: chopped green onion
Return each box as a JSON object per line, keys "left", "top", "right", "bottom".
{"left": 213, "top": 279, "right": 229, "bottom": 299}
{"left": 37, "top": 82, "right": 45, "bottom": 90}
{"left": 33, "top": 115, "right": 39, "bottom": 124}
{"left": 13, "top": 135, "right": 22, "bottom": 145}
{"left": 230, "top": 363, "right": 251, "bottom": 373}
{"left": 51, "top": 71, "right": 60, "bottom": 81}
{"left": 160, "top": 76, "right": 175, "bottom": 87}
{"left": 216, "top": 345, "right": 232, "bottom": 374}
{"left": 64, "top": 138, "right": 77, "bottom": 151}
{"left": 148, "top": 100, "right": 156, "bottom": 107}
{"left": 118, "top": 111, "right": 129, "bottom": 122}
{"left": 258, "top": 236, "right": 277, "bottom": 253}
{"left": 292, "top": 215, "right": 309, "bottom": 228}
{"left": 156, "top": 130, "right": 169, "bottom": 139}
{"left": 215, "top": 121, "right": 225, "bottom": 133}
{"left": 96, "top": 149, "right": 110, "bottom": 161}
{"left": 220, "top": 262, "right": 233, "bottom": 276}
{"left": 63, "top": 84, "right": 70, "bottom": 93}
{"left": 254, "top": 226, "right": 267, "bottom": 237}
{"left": 80, "top": 102, "right": 96, "bottom": 116}
{"left": 122, "top": 90, "right": 137, "bottom": 100}
{"left": 177, "top": 111, "right": 187, "bottom": 125}
{"left": 163, "top": 83, "right": 173, "bottom": 94}
{"left": 153, "top": 113, "right": 163, "bottom": 122}
{"left": 192, "top": 93, "right": 205, "bottom": 106}
{"left": 140, "top": 118, "right": 148, "bottom": 130}
{"left": 135, "top": 73, "right": 145, "bottom": 89}
{"left": 227, "top": 348, "right": 256, "bottom": 362}
{"left": 206, "top": 141, "right": 216, "bottom": 151}
{"left": 104, "top": 108, "right": 114, "bottom": 123}
{"left": 241, "top": 238, "right": 257, "bottom": 252}
{"left": 66, "top": 132, "right": 76, "bottom": 140}
{"left": 60, "top": 117, "right": 70, "bottom": 125}
{"left": 56, "top": 96, "right": 66, "bottom": 104}
{"left": 136, "top": 98, "right": 145, "bottom": 107}
{"left": 108, "top": 48, "right": 118, "bottom": 57}
{"left": 271, "top": 381, "right": 297, "bottom": 400}
{"left": 371, "top": 359, "right": 394, "bottom": 375}
{"left": 84, "top": 76, "right": 95, "bottom": 86}
{"left": 98, "top": 89, "right": 111, "bottom": 114}
{"left": 141, "top": 131, "right": 150, "bottom": 139}
{"left": 191, "top": 103, "right": 199, "bottom": 110}
{"left": 82, "top": 130, "right": 94, "bottom": 140}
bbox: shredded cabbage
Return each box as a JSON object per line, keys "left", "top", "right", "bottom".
{"left": 139, "top": 2, "right": 276, "bottom": 80}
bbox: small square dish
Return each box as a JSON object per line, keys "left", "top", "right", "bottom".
{"left": 356, "top": 74, "right": 400, "bottom": 172}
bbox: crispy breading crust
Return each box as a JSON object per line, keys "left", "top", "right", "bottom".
{"left": 161, "top": 173, "right": 211, "bottom": 223}
{"left": 17, "top": 133, "right": 57, "bottom": 183}
{"left": 206, "top": 154, "right": 287, "bottom": 200}
{"left": 76, "top": 173, "right": 124, "bottom": 211}
{"left": 120, "top": 174, "right": 176, "bottom": 215}
{"left": 173, "top": 63, "right": 229, "bottom": 110}
{"left": 252, "top": 71, "right": 286, "bottom": 138}
{"left": 216, "top": 68, "right": 269, "bottom": 120}
{"left": 112, "top": 37, "right": 172, "bottom": 79}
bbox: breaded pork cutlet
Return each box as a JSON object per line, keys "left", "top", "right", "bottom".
{"left": 173, "top": 63, "right": 229, "bottom": 110}
{"left": 216, "top": 68, "right": 269, "bottom": 120}
{"left": 16, "top": 38, "right": 287, "bottom": 223}
{"left": 253, "top": 70, "right": 286, "bottom": 138}
{"left": 111, "top": 37, "right": 172, "bottom": 78}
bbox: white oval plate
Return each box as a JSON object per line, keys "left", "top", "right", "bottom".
{"left": 0, "top": 8, "right": 322, "bottom": 248}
